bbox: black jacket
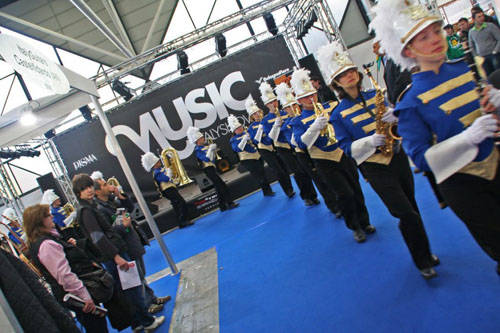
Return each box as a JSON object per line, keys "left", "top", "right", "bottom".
{"left": 0, "top": 249, "right": 80, "bottom": 333}
{"left": 383, "top": 57, "right": 412, "bottom": 105}
{"left": 77, "top": 198, "right": 127, "bottom": 262}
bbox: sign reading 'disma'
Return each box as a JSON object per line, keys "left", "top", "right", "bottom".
{"left": 0, "top": 34, "right": 70, "bottom": 95}
{"left": 53, "top": 36, "right": 295, "bottom": 194}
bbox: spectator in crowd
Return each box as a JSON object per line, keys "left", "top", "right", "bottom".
{"left": 444, "top": 24, "right": 465, "bottom": 60}
{"left": 23, "top": 204, "right": 108, "bottom": 332}
{"left": 458, "top": 17, "right": 471, "bottom": 47}
{"left": 91, "top": 172, "right": 171, "bottom": 314}
{"left": 72, "top": 174, "right": 165, "bottom": 332}
{"left": 469, "top": 8, "right": 500, "bottom": 75}
{"left": 471, "top": 5, "right": 499, "bottom": 26}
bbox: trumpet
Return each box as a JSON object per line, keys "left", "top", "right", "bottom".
{"left": 311, "top": 98, "right": 338, "bottom": 146}
{"left": 160, "top": 148, "right": 193, "bottom": 186}
{"left": 362, "top": 63, "right": 401, "bottom": 156}
{"left": 207, "top": 137, "right": 222, "bottom": 160}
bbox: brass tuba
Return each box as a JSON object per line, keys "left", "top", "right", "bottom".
{"left": 311, "top": 98, "right": 338, "bottom": 146}
{"left": 62, "top": 203, "right": 75, "bottom": 217}
{"left": 362, "top": 63, "right": 401, "bottom": 156}
{"left": 160, "top": 148, "right": 193, "bottom": 186}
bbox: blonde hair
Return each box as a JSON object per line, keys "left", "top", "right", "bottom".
{"left": 23, "top": 204, "right": 51, "bottom": 245}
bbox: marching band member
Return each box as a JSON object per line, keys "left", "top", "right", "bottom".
{"left": 1, "top": 208, "right": 26, "bottom": 246}
{"left": 141, "top": 152, "right": 194, "bottom": 228}
{"left": 40, "top": 189, "right": 76, "bottom": 229}
{"left": 371, "top": 0, "right": 500, "bottom": 274}
{"left": 273, "top": 82, "right": 321, "bottom": 207}
{"left": 253, "top": 82, "right": 295, "bottom": 198}
{"left": 254, "top": 87, "right": 318, "bottom": 206}
{"left": 290, "top": 68, "right": 374, "bottom": 243}
{"left": 228, "top": 114, "right": 275, "bottom": 197}
{"left": 275, "top": 82, "right": 342, "bottom": 216}
{"left": 321, "top": 41, "right": 439, "bottom": 278}
{"left": 187, "top": 126, "right": 239, "bottom": 211}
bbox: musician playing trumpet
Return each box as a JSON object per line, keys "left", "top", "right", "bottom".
{"left": 141, "top": 152, "right": 194, "bottom": 228}
{"left": 370, "top": 0, "right": 500, "bottom": 275}
{"left": 188, "top": 126, "right": 239, "bottom": 212}
{"left": 323, "top": 41, "right": 439, "bottom": 279}
{"left": 290, "top": 67, "right": 374, "bottom": 244}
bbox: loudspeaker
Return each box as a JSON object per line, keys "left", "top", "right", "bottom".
{"left": 193, "top": 173, "right": 214, "bottom": 193}
{"left": 215, "top": 33, "right": 227, "bottom": 57}
{"left": 36, "top": 173, "right": 67, "bottom": 203}
{"left": 298, "top": 54, "right": 338, "bottom": 103}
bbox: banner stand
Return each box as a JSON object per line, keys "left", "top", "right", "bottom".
{"left": 91, "top": 95, "right": 179, "bottom": 275}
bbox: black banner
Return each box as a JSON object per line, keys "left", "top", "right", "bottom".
{"left": 54, "top": 36, "right": 295, "bottom": 195}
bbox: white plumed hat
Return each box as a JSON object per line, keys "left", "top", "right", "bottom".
{"left": 369, "top": 0, "right": 443, "bottom": 71}
{"left": 2, "top": 208, "right": 17, "bottom": 224}
{"left": 317, "top": 41, "right": 357, "bottom": 84}
{"left": 90, "top": 171, "right": 104, "bottom": 181}
{"left": 245, "top": 97, "right": 261, "bottom": 117}
{"left": 275, "top": 83, "right": 297, "bottom": 108}
{"left": 141, "top": 152, "right": 160, "bottom": 172}
{"left": 259, "top": 81, "right": 277, "bottom": 105}
{"left": 290, "top": 67, "right": 316, "bottom": 99}
{"left": 227, "top": 115, "right": 242, "bottom": 132}
{"left": 41, "top": 189, "right": 60, "bottom": 205}
{"left": 186, "top": 126, "right": 203, "bottom": 144}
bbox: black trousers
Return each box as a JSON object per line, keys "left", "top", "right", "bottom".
{"left": 203, "top": 166, "right": 233, "bottom": 208}
{"left": 296, "top": 151, "right": 339, "bottom": 213}
{"left": 161, "top": 187, "right": 189, "bottom": 226}
{"left": 315, "top": 154, "right": 370, "bottom": 231}
{"left": 360, "top": 150, "right": 433, "bottom": 269}
{"left": 240, "top": 158, "right": 273, "bottom": 196}
{"left": 423, "top": 171, "right": 446, "bottom": 205}
{"left": 74, "top": 308, "right": 108, "bottom": 332}
{"left": 258, "top": 149, "right": 294, "bottom": 195}
{"left": 276, "top": 147, "right": 317, "bottom": 201}
{"left": 439, "top": 161, "right": 500, "bottom": 263}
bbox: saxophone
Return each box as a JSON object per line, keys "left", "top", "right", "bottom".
{"left": 362, "top": 63, "right": 401, "bottom": 156}
{"left": 311, "top": 98, "right": 338, "bottom": 146}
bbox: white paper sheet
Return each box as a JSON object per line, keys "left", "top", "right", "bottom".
{"left": 117, "top": 260, "right": 141, "bottom": 290}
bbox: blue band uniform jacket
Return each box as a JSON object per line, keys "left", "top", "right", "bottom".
{"left": 331, "top": 89, "right": 393, "bottom": 165}
{"left": 195, "top": 144, "right": 215, "bottom": 168}
{"left": 292, "top": 102, "right": 343, "bottom": 162}
{"left": 395, "top": 61, "right": 498, "bottom": 180}
{"left": 153, "top": 167, "right": 176, "bottom": 191}
{"left": 262, "top": 110, "right": 291, "bottom": 149}
{"left": 247, "top": 120, "right": 273, "bottom": 151}
{"left": 230, "top": 132, "right": 260, "bottom": 160}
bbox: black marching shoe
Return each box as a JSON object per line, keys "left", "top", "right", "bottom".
{"left": 227, "top": 202, "right": 239, "bottom": 209}
{"left": 219, "top": 204, "right": 228, "bottom": 212}
{"left": 420, "top": 267, "right": 438, "bottom": 280}
{"left": 364, "top": 225, "right": 376, "bottom": 234}
{"left": 179, "top": 221, "right": 194, "bottom": 228}
{"left": 430, "top": 254, "right": 440, "bottom": 267}
{"left": 353, "top": 229, "right": 366, "bottom": 243}
{"left": 286, "top": 190, "right": 296, "bottom": 198}
{"left": 312, "top": 198, "right": 320, "bottom": 205}
{"left": 263, "top": 190, "right": 276, "bottom": 197}
{"left": 304, "top": 199, "right": 315, "bottom": 206}
{"left": 334, "top": 209, "right": 343, "bottom": 219}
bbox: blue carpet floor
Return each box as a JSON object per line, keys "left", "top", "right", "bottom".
{"left": 137, "top": 170, "right": 500, "bottom": 332}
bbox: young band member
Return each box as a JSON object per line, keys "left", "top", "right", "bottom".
{"left": 371, "top": 0, "right": 500, "bottom": 274}
{"left": 321, "top": 41, "right": 439, "bottom": 278}
{"left": 251, "top": 82, "right": 295, "bottom": 198}
{"left": 290, "top": 68, "right": 374, "bottom": 243}
{"left": 187, "top": 126, "right": 239, "bottom": 211}
{"left": 228, "top": 114, "right": 275, "bottom": 197}
{"left": 255, "top": 88, "right": 318, "bottom": 206}
{"left": 40, "top": 189, "right": 76, "bottom": 229}
{"left": 141, "top": 152, "right": 194, "bottom": 228}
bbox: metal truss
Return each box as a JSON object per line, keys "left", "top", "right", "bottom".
{"left": 93, "top": 0, "right": 295, "bottom": 88}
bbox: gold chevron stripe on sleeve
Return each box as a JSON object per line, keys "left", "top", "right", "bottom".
{"left": 350, "top": 112, "right": 372, "bottom": 124}
{"left": 459, "top": 109, "right": 482, "bottom": 127}
{"left": 362, "top": 122, "right": 376, "bottom": 134}
{"left": 439, "top": 90, "right": 479, "bottom": 115}
{"left": 301, "top": 114, "right": 316, "bottom": 124}
{"left": 340, "top": 96, "right": 377, "bottom": 118}
{"left": 417, "top": 72, "right": 474, "bottom": 103}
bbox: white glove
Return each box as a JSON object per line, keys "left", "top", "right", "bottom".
{"left": 274, "top": 116, "right": 282, "bottom": 127}
{"left": 462, "top": 114, "right": 498, "bottom": 145}
{"left": 64, "top": 211, "right": 77, "bottom": 226}
{"left": 487, "top": 87, "right": 500, "bottom": 108}
{"left": 381, "top": 108, "right": 398, "bottom": 123}
{"left": 209, "top": 143, "right": 217, "bottom": 150}
{"left": 269, "top": 121, "right": 281, "bottom": 141}
{"left": 237, "top": 134, "right": 250, "bottom": 150}
{"left": 369, "top": 133, "right": 386, "bottom": 147}
{"left": 310, "top": 116, "right": 328, "bottom": 132}
{"left": 166, "top": 168, "right": 174, "bottom": 179}
{"left": 254, "top": 125, "right": 264, "bottom": 143}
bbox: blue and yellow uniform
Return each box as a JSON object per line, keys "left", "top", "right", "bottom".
{"left": 395, "top": 61, "right": 496, "bottom": 174}
{"left": 262, "top": 110, "right": 291, "bottom": 149}
{"left": 229, "top": 132, "right": 260, "bottom": 160}
{"left": 293, "top": 101, "right": 371, "bottom": 235}
{"left": 331, "top": 89, "right": 435, "bottom": 271}
{"left": 395, "top": 60, "right": 500, "bottom": 266}
{"left": 153, "top": 167, "right": 176, "bottom": 191}
{"left": 194, "top": 145, "right": 215, "bottom": 168}
{"left": 51, "top": 205, "right": 67, "bottom": 228}
{"left": 152, "top": 166, "right": 190, "bottom": 226}
{"left": 8, "top": 226, "right": 23, "bottom": 245}
{"left": 247, "top": 120, "right": 274, "bottom": 151}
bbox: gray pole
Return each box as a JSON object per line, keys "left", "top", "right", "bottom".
{"left": 90, "top": 95, "right": 179, "bottom": 275}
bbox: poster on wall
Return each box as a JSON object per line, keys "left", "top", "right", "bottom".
{"left": 53, "top": 36, "right": 295, "bottom": 195}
